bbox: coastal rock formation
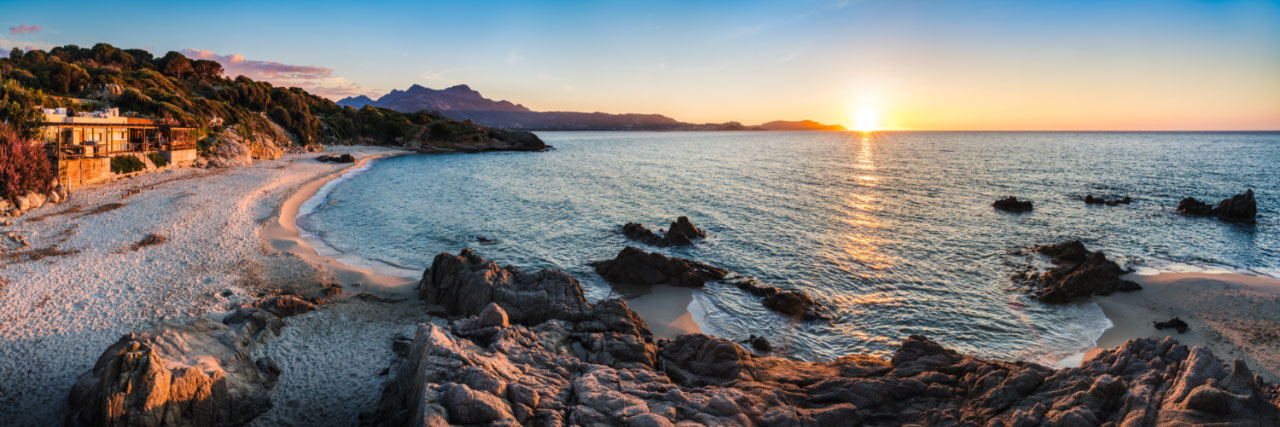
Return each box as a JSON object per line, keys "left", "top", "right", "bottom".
{"left": 67, "top": 311, "right": 283, "bottom": 427}
{"left": 316, "top": 153, "right": 356, "bottom": 163}
{"left": 592, "top": 246, "right": 728, "bottom": 287}
{"left": 731, "top": 278, "right": 827, "bottom": 321}
{"left": 1083, "top": 195, "right": 1133, "bottom": 206}
{"left": 993, "top": 196, "right": 1034, "bottom": 212}
{"left": 1156, "top": 317, "right": 1191, "bottom": 334}
{"left": 1178, "top": 189, "right": 1258, "bottom": 223}
{"left": 1016, "top": 240, "right": 1141, "bottom": 303}
{"left": 378, "top": 265, "right": 1280, "bottom": 427}
{"left": 404, "top": 124, "right": 548, "bottom": 153}
{"left": 623, "top": 216, "right": 708, "bottom": 247}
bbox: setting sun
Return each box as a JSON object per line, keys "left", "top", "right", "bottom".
{"left": 853, "top": 107, "right": 881, "bottom": 132}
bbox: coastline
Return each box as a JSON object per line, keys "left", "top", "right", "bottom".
{"left": 264, "top": 152, "right": 417, "bottom": 293}
{"left": 1087, "top": 272, "right": 1280, "bottom": 382}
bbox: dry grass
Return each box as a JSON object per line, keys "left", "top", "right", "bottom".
{"left": 23, "top": 204, "right": 85, "bottom": 223}
{"left": 1, "top": 246, "right": 81, "bottom": 265}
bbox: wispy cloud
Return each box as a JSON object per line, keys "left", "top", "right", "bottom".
{"left": 420, "top": 68, "right": 461, "bottom": 80}
{"left": 181, "top": 48, "right": 374, "bottom": 99}
{"left": 8, "top": 25, "right": 41, "bottom": 35}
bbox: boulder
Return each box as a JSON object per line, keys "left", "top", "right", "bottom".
{"left": 66, "top": 316, "right": 281, "bottom": 427}
{"left": 993, "top": 196, "right": 1033, "bottom": 212}
{"left": 247, "top": 295, "right": 321, "bottom": 317}
{"left": 622, "top": 216, "right": 707, "bottom": 247}
{"left": 591, "top": 246, "right": 728, "bottom": 288}
{"left": 1179, "top": 189, "right": 1258, "bottom": 223}
{"left": 1215, "top": 189, "right": 1257, "bottom": 223}
{"left": 1155, "top": 317, "right": 1190, "bottom": 333}
{"left": 14, "top": 195, "right": 29, "bottom": 211}
{"left": 1018, "top": 240, "right": 1140, "bottom": 303}
{"left": 419, "top": 248, "right": 594, "bottom": 324}
{"left": 204, "top": 139, "right": 254, "bottom": 168}
{"left": 316, "top": 153, "right": 356, "bottom": 163}
{"left": 27, "top": 192, "right": 44, "bottom": 210}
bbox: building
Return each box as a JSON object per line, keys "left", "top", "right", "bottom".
{"left": 40, "top": 108, "right": 198, "bottom": 188}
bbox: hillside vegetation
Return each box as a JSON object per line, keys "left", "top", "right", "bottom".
{"left": 0, "top": 43, "right": 543, "bottom": 154}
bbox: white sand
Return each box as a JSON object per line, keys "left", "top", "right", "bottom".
{"left": 1090, "top": 272, "right": 1280, "bottom": 382}
{"left": 0, "top": 146, "right": 408, "bottom": 425}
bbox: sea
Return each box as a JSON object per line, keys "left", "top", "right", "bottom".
{"left": 296, "top": 131, "right": 1279, "bottom": 364}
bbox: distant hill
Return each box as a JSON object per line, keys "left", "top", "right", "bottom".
{"left": 343, "top": 84, "right": 842, "bottom": 131}
{"left": 760, "top": 120, "right": 847, "bottom": 131}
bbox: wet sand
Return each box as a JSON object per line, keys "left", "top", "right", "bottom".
{"left": 1091, "top": 272, "right": 1280, "bottom": 382}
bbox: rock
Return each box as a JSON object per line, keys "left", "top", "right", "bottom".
{"left": 1155, "top": 317, "right": 1190, "bottom": 333}
{"left": 731, "top": 278, "right": 826, "bottom": 321}
{"left": 622, "top": 216, "right": 707, "bottom": 247}
{"left": 477, "top": 303, "right": 510, "bottom": 328}
{"left": 47, "top": 190, "right": 61, "bottom": 204}
{"left": 1083, "top": 195, "right": 1132, "bottom": 206}
{"left": 1179, "top": 189, "right": 1258, "bottom": 223}
{"left": 591, "top": 246, "right": 728, "bottom": 287}
{"left": 27, "top": 192, "right": 44, "bottom": 210}
{"left": 66, "top": 318, "right": 280, "bottom": 427}
{"left": 316, "top": 153, "right": 356, "bottom": 163}
{"left": 1018, "top": 241, "right": 1141, "bottom": 303}
{"left": 0, "top": 200, "right": 8, "bottom": 212}
{"left": 745, "top": 335, "right": 772, "bottom": 353}
{"left": 1215, "top": 189, "right": 1257, "bottom": 223}
{"left": 247, "top": 295, "right": 320, "bottom": 317}
{"left": 377, "top": 252, "right": 1280, "bottom": 427}
{"left": 475, "top": 236, "right": 497, "bottom": 245}
{"left": 205, "top": 139, "right": 254, "bottom": 168}
{"left": 993, "top": 196, "right": 1033, "bottom": 212}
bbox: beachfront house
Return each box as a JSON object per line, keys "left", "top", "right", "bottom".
{"left": 39, "top": 107, "right": 198, "bottom": 188}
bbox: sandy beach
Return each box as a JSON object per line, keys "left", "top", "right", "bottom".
{"left": 0, "top": 146, "right": 420, "bottom": 425}
{"left": 1091, "top": 272, "right": 1280, "bottom": 382}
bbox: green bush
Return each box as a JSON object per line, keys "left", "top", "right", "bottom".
{"left": 110, "top": 155, "right": 146, "bottom": 174}
{"left": 147, "top": 152, "right": 168, "bottom": 168}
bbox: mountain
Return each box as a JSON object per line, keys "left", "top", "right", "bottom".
{"left": 760, "top": 120, "right": 847, "bottom": 131}
{"left": 349, "top": 84, "right": 841, "bottom": 131}
{"left": 336, "top": 94, "right": 374, "bottom": 109}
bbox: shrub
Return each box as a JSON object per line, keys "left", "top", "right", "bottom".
{"left": 147, "top": 152, "right": 168, "bottom": 168}
{"left": 110, "top": 155, "right": 145, "bottom": 174}
{"left": 0, "top": 122, "right": 54, "bottom": 202}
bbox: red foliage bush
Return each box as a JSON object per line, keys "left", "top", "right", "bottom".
{"left": 0, "top": 122, "right": 54, "bottom": 202}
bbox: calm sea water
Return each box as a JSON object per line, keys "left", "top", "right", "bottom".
{"left": 298, "top": 131, "right": 1279, "bottom": 364}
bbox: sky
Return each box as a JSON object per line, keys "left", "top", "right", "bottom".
{"left": 2, "top": 0, "right": 1279, "bottom": 130}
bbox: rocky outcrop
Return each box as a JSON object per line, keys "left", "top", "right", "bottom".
{"left": 623, "top": 216, "right": 708, "bottom": 247}
{"left": 67, "top": 310, "right": 283, "bottom": 427}
{"left": 1178, "top": 189, "right": 1258, "bottom": 223}
{"left": 993, "top": 196, "right": 1033, "bottom": 212}
{"left": 1083, "top": 195, "right": 1133, "bottom": 206}
{"left": 1015, "top": 240, "right": 1141, "bottom": 303}
{"left": 404, "top": 124, "right": 548, "bottom": 153}
{"left": 376, "top": 311, "right": 1280, "bottom": 426}
{"left": 731, "top": 278, "right": 827, "bottom": 321}
{"left": 592, "top": 246, "right": 728, "bottom": 288}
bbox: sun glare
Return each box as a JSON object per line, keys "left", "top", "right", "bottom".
{"left": 853, "top": 107, "right": 881, "bottom": 132}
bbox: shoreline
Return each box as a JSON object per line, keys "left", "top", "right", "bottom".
{"left": 1086, "top": 271, "right": 1280, "bottom": 382}
{"left": 264, "top": 152, "right": 417, "bottom": 294}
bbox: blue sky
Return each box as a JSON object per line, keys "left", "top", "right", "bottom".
{"left": 3, "top": 0, "right": 1279, "bottom": 129}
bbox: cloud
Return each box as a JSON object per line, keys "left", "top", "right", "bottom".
{"left": 9, "top": 25, "right": 41, "bottom": 35}
{"left": 420, "top": 68, "right": 460, "bottom": 80}
{"left": 181, "top": 48, "right": 375, "bottom": 99}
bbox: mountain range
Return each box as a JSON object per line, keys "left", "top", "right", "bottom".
{"left": 338, "top": 85, "right": 845, "bottom": 131}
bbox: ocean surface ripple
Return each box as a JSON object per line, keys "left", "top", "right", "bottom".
{"left": 298, "top": 131, "right": 1279, "bottom": 364}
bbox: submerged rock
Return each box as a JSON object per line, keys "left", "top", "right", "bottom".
{"left": 591, "top": 246, "right": 728, "bottom": 287}
{"left": 732, "top": 278, "right": 827, "bottom": 321}
{"left": 1017, "top": 240, "right": 1141, "bottom": 303}
{"left": 993, "top": 196, "right": 1034, "bottom": 212}
{"left": 1083, "top": 195, "right": 1133, "bottom": 206}
{"left": 1178, "top": 189, "right": 1258, "bottom": 223}
{"left": 622, "top": 216, "right": 707, "bottom": 247}
{"left": 67, "top": 313, "right": 282, "bottom": 427}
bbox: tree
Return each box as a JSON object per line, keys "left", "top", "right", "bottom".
{"left": 156, "top": 51, "right": 193, "bottom": 78}
{"left": 191, "top": 59, "right": 223, "bottom": 79}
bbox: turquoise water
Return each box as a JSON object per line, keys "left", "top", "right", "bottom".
{"left": 298, "top": 131, "right": 1279, "bottom": 363}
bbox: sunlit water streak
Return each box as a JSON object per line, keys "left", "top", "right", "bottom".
{"left": 297, "top": 131, "right": 1279, "bottom": 364}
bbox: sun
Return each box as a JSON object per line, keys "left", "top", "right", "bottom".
{"left": 852, "top": 107, "right": 881, "bottom": 132}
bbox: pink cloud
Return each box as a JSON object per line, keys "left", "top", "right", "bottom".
{"left": 9, "top": 25, "right": 42, "bottom": 35}
{"left": 181, "top": 48, "right": 372, "bottom": 99}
